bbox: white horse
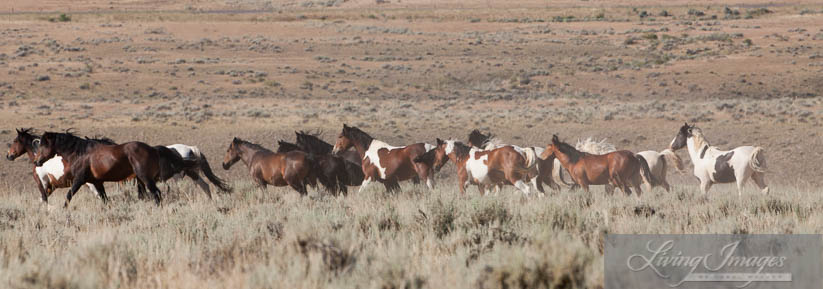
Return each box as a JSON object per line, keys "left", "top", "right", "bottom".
{"left": 670, "top": 123, "right": 768, "bottom": 195}
{"left": 635, "top": 149, "right": 684, "bottom": 192}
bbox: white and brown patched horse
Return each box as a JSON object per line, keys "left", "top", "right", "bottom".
{"left": 424, "top": 139, "right": 534, "bottom": 195}
{"left": 331, "top": 124, "right": 437, "bottom": 193}
{"left": 466, "top": 130, "right": 562, "bottom": 192}
{"left": 670, "top": 123, "right": 768, "bottom": 195}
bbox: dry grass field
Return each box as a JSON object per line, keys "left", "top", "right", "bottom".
{"left": 1, "top": 0, "right": 823, "bottom": 288}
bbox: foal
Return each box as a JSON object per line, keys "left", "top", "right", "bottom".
{"left": 223, "top": 137, "right": 311, "bottom": 195}
{"left": 543, "top": 135, "right": 652, "bottom": 196}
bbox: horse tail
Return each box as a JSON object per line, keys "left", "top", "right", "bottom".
{"left": 198, "top": 152, "right": 232, "bottom": 192}
{"left": 660, "top": 149, "right": 685, "bottom": 172}
{"left": 749, "top": 147, "right": 768, "bottom": 173}
{"left": 635, "top": 154, "right": 655, "bottom": 188}
{"left": 523, "top": 147, "right": 537, "bottom": 169}
{"left": 552, "top": 159, "right": 575, "bottom": 187}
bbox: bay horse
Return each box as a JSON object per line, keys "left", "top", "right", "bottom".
{"left": 330, "top": 124, "right": 436, "bottom": 193}
{"left": 136, "top": 144, "right": 231, "bottom": 200}
{"left": 669, "top": 123, "right": 768, "bottom": 195}
{"left": 467, "top": 130, "right": 564, "bottom": 192}
{"left": 421, "top": 139, "right": 534, "bottom": 195}
{"left": 34, "top": 131, "right": 164, "bottom": 206}
{"left": 276, "top": 139, "right": 344, "bottom": 196}
{"left": 222, "top": 137, "right": 311, "bottom": 195}
{"left": 541, "top": 135, "right": 652, "bottom": 196}
{"left": 6, "top": 128, "right": 107, "bottom": 203}
{"left": 636, "top": 149, "right": 684, "bottom": 192}
{"left": 295, "top": 131, "right": 365, "bottom": 187}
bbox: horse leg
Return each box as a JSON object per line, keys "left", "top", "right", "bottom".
{"left": 477, "top": 183, "right": 487, "bottom": 196}
{"left": 358, "top": 178, "right": 373, "bottom": 194}
{"left": 144, "top": 180, "right": 163, "bottom": 205}
{"left": 458, "top": 173, "right": 468, "bottom": 195}
{"left": 64, "top": 173, "right": 88, "bottom": 208}
{"left": 187, "top": 170, "right": 214, "bottom": 200}
{"left": 700, "top": 179, "right": 713, "bottom": 195}
{"left": 288, "top": 180, "right": 307, "bottom": 196}
{"left": 33, "top": 169, "right": 49, "bottom": 204}
{"left": 92, "top": 183, "right": 109, "bottom": 204}
{"left": 531, "top": 175, "right": 545, "bottom": 194}
{"left": 735, "top": 169, "right": 753, "bottom": 197}
{"left": 751, "top": 172, "right": 769, "bottom": 194}
{"left": 383, "top": 179, "right": 400, "bottom": 194}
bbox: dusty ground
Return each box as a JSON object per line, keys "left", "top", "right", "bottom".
{"left": 0, "top": 1, "right": 822, "bottom": 288}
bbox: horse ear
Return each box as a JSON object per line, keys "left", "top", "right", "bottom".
{"left": 552, "top": 134, "right": 559, "bottom": 142}
{"left": 436, "top": 138, "right": 443, "bottom": 145}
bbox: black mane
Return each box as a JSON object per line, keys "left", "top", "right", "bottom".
{"left": 277, "top": 140, "right": 302, "bottom": 153}
{"left": 452, "top": 141, "right": 472, "bottom": 160}
{"left": 552, "top": 136, "right": 584, "bottom": 164}
{"left": 233, "top": 138, "right": 272, "bottom": 153}
{"left": 42, "top": 131, "right": 115, "bottom": 157}
{"left": 468, "top": 129, "right": 493, "bottom": 148}
{"left": 296, "top": 131, "right": 333, "bottom": 154}
{"left": 342, "top": 125, "right": 374, "bottom": 148}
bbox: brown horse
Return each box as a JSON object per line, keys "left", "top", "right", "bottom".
{"left": 222, "top": 137, "right": 311, "bottom": 195}
{"left": 7, "top": 129, "right": 121, "bottom": 204}
{"left": 331, "top": 124, "right": 436, "bottom": 193}
{"left": 541, "top": 135, "right": 652, "bottom": 196}
{"left": 34, "top": 131, "right": 164, "bottom": 206}
{"left": 420, "top": 139, "right": 534, "bottom": 195}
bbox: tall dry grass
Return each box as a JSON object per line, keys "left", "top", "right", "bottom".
{"left": 0, "top": 178, "right": 820, "bottom": 289}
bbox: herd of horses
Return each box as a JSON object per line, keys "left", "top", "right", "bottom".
{"left": 5, "top": 122, "right": 770, "bottom": 208}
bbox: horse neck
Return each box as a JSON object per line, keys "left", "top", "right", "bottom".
{"left": 351, "top": 139, "right": 371, "bottom": 160}
{"left": 237, "top": 143, "right": 263, "bottom": 167}
{"left": 685, "top": 137, "right": 705, "bottom": 162}
{"left": 552, "top": 149, "right": 575, "bottom": 168}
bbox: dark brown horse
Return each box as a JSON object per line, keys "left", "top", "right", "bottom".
{"left": 295, "top": 131, "right": 364, "bottom": 187}
{"left": 421, "top": 139, "right": 534, "bottom": 195}
{"left": 331, "top": 124, "right": 436, "bottom": 193}
{"left": 541, "top": 135, "right": 652, "bottom": 196}
{"left": 223, "top": 137, "right": 311, "bottom": 195}
{"left": 135, "top": 145, "right": 202, "bottom": 200}
{"left": 34, "top": 131, "right": 164, "bottom": 206}
{"left": 277, "top": 139, "right": 347, "bottom": 195}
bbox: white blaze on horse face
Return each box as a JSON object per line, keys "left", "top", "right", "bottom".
{"left": 444, "top": 140, "right": 455, "bottom": 155}
{"left": 364, "top": 139, "right": 400, "bottom": 180}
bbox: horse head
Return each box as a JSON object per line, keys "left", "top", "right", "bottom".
{"left": 222, "top": 137, "right": 242, "bottom": 170}
{"left": 7, "top": 128, "right": 37, "bottom": 161}
{"left": 670, "top": 122, "right": 695, "bottom": 150}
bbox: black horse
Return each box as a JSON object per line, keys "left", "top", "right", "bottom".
{"left": 295, "top": 131, "right": 364, "bottom": 187}
{"left": 276, "top": 140, "right": 346, "bottom": 196}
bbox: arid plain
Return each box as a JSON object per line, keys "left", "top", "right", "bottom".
{"left": 0, "top": 0, "right": 822, "bottom": 288}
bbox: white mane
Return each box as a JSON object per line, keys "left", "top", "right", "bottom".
{"left": 575, "top": 137, "right": 616, "bottom": 154}
{"left": 690, "top": 127, "right": 709, "bottom": 151}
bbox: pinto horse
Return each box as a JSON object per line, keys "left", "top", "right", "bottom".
{"left": 669, "top": 123, "right": 768, "bottom": 195}
{"left": 223, "top": 137, "right": 311, "bottom": 195}
{"left": 296, "top": 131, "right": 365, "bottom": 187}
{"left": 423, "top": 139, "right": 534, "bottom": 195}
{"left": 6, "top": 128, "right": 108, "bottom": 203}
{"left": 542, "top": 135, "right": 652, "bottom": 196}
{"left": 467, "top": 130, "right": 564, "bottom": 192}
{"left": 331, "top": 124, "right": 436, "bottom": 193}
{"left": 34, "top": 131, "right": 164, "bottom": 206}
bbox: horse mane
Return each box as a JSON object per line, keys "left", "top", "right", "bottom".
{"left": 277, "top": 140, "right": 302, "bottom": 153}
{"left": 482, "top": 138, "right": 504, "bottom": 150}
{"left": 552, "top": 136, "right": 584, "bottom": 164}
{"left": 690, "top": 127, "right": 709, "bottom": 151}
{"left": 452, "top": 141, "right": 472, "bottom": 161}
{"left": 85, "top": 136, "right": 117, "bottom": 145}
{"left": 296, "top": 130, "right": 332, "bottom": 154}
{"left": 234, "top": 138, "right": 271, "bottom": 153}
{"left": 43, "top": 131, "right": 110, "bottom": 156}
{"left": 467, "top": 129, "right": 493, "bottom": 148}
{"left": 15, "top": 128, "right": 39, "bottom": 144}
{"left": 343, "top": 125, "right": 374, "bottom": 148}
{"left": 575, "top": 137, "right": 615, "bottom": 154}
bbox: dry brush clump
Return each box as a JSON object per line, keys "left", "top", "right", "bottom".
{"left": 0, "top": 179, "right": 822, "bottom": 288}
